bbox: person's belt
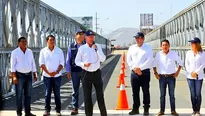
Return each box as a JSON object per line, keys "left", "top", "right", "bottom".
{"left": 159, "top": 73, "right": 175, "bottom": 77}
{"left": 83, "top": 69, "right": 99, "bottom": 73}
{"left": 16, "top": 71, "right": 32, "bottom": 75}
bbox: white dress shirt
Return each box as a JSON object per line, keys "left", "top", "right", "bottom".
{"left": 185, "top": 50, "right": 205, "bottom": 80}
{"left": 39, "top": 46, "right": 65, "bottom": 77}
{"left": 10, "top": 47, "right": 36, "bottom": 73}
{"left": 153, "top": 50, "right": 183, "bottom": 74}
{"left": 75, "top": 43, "right": 106, "bottom": 72}
{"left": 127, "top": 43, "right": 153, "bottom": 70}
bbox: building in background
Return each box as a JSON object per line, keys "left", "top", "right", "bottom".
{"left": 140, "top": 13, "right": 154, "bottom": 35}
{"left": 72, "top": 16, "right": 93, "bottom": 30}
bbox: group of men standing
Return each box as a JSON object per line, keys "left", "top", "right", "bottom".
{"left": 127, "top": 32, "right": 204, "bottom": 116}
{"left": 10, "top": 29, "right": 107, "bottom": 116}
{"left": 9, "top": 30, "right": 204, "bottom": 116}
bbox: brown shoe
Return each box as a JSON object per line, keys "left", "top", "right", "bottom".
{"left": 71, "top": 108, "right": 78, "bottom": 115}
{"left": 171, "top": 111, "right": 179, "bottom": 116}
{"left": 158, "top": 111, "right": 164, "bottom": 115}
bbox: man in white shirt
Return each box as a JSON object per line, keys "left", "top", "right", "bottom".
{"left": 75, "top": 30, "right": 107, "bottom": 116}
{"left": 127, "top": 32, "right": 153, "bottom": 115}
{"left": 10, "top": 37, "right": 37, "bottom": 116}
{"left": 39, "top": 35, "right": 65, "bottom": 116}
{"left": 153, "top": 40, "right": 183, "bottom": 116}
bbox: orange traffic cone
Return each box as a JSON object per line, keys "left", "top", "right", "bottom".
{"left": 115, "top": 83, "right": 130, "bottom": 110}
{"left": 116, "top": 72, "right": 127, "bottom": 88}
{"left": 121, "top": 66, "right": 126, "bottom": 78}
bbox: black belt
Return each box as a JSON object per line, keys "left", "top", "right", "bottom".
{"left": 159, "top": 73, "right": 175, "bottom": 77}
{"left": 83, "top": 69, "right": 100, "bottom": 73}
{"left": 16, "top": 71, "right": 32, "bottom": 75}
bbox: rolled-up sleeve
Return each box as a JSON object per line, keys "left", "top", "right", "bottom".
{"left": 10, "top": 51, "right": 16, "bottom": 72}
{"left": 75, "top": 47, "right": 84, "bottom": 68}
{"left": 39, "top": 49, "right": 45, "bottom": 67}
{"left": 97, "top": 45, "right": 106, "bottom": 62}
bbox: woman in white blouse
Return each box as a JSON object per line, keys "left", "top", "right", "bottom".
{"left": 185, "top": 37, "right": 205, "bottom": 116}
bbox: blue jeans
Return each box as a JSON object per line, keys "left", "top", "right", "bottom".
{"left": 187, "top": 78, "right": 203, "bottom": 112}
{"left": 159, "top": 76, "right": 176, "bottom": 112}
{"left": 15, "top": 72, "right": 32, "bottom": 115}
{"left": 43, "top": 76, "right": 61, "bottom": 113}
{"left": 71, "top": 72, "right": 82, "bottom": 109}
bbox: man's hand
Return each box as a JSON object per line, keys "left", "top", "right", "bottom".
{"left": 134, "top": 68, "right": 142, "bottom": 76}
{"left": 33, "top": 73, "right": 37, "bottom": 82}
{"left": 191, "top": 72, "right": 198, "bottom": 78}
{"left": 50, "top": 72, "right": 58, "bottom": 77}
{"left": 13, "top": 77, "right": 18, "bottom": 84}
{"left": 93, "top": 44, "right": 98, "bottom": 51}
{"left": 84, "top": 63, "right": 91, "bottom": 67}
{"left": 174, "top": 71, "right": 180, "bottom": 78}
{"left": 154, "top": 73, "right": 160, "bottom": 80}
{"left": 67, "top": 72, "right": 71, "bottom": 80}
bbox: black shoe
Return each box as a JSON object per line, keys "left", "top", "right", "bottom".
{"left": 56, "top": 112, "right": 61, "bottom": 116}
{"left": 158, "top": 111, "right": 164, "bottom": 116}
{"left": 43, "top": 111, "right": 50, "bottom": 116}
{"left": 71, "top": 108, "right": 79, "bottom": 115}
{"left": 143, "top": 107, "right": 149, "bottom": 115}
{"left": 25, "top": 112, "right": 36, "bottom": 116}
{"left": 129, "top": 109, "right": 140, "bottom": 115}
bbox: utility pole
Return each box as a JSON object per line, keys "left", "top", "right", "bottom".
{"left": 95, "top": 12, "right": 99, "bottom": 33}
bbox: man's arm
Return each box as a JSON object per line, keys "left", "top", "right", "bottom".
{"left": 153, "top": 53, "right": 160, "bottom": 79}
{"left": 174, "top": 52, "right": 183, "bottom": 77}
{"left": 66, "top": 47, "right": 71, "bottom": 73}
{"left": 57, "top": 49, "right": 65, "bottom": 74}
{"left": 10, "top": 51, "right": 17, "bottom": 84}
{"left": 139, "top": 48, "right": 153, "bottom": 71}
{"left": 39, "top": 49, "right": 50, "bottom": 76}
{"left": 75, "top": 47, "right": 84, "bottom": 68}
{"left": 31, "top": 51, "right": 37, "bottom": 82}
{"left": 96, "top": 44, "right": 106, "bottom": 62}
{"left": 127, "top": 46, "right": 135, "bottom": 70}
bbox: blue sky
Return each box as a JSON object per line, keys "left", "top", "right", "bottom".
{"left": 42, "top": 0, "right": 196, "bottom": 34}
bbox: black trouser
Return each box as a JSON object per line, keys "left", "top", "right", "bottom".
{"left": 82, "top": 69, "right": 107, "bottom": 116}
{"left": 131, "top": 69, "right": 150, "bottom": 109}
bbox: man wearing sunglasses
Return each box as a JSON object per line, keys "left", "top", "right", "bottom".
{"left": 66, "top": 29, "right": 85, "bottom": 115}
{"left": 10, "top": 37, "right": 37, "bottom": 116}
{"left": 127, "top": 32, "right": 153, "bottom": 115}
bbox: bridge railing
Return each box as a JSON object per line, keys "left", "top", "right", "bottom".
{"left": 0, "top": 0, "right": 109, "bottom": 96}
{"left": 145, "top": 0, "right": 205, "bottom": 69}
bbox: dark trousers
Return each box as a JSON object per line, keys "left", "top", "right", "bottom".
{"left": 159, "top": 76, "right": 176, "bottom": 112}
{"left": 82, "top": 69, "right": 107, "bottom": 116}
{"left": 187, "top": 78, "right": 203, "bottom": 112}
{"left": 130, "top": 69, "right": 150, "bottom": 109}
{"left": 15, "top": 72, "right": 32, "bottom": 115}
{"left": 43, "top": 76, "right": 61, "bottom": 113}
{"left": 71, "top": 72, "right": 82, "bottom": 109}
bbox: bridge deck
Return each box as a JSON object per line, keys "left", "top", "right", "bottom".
{"left": 1, "top": 51, "right": 205, "bottom": 116}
